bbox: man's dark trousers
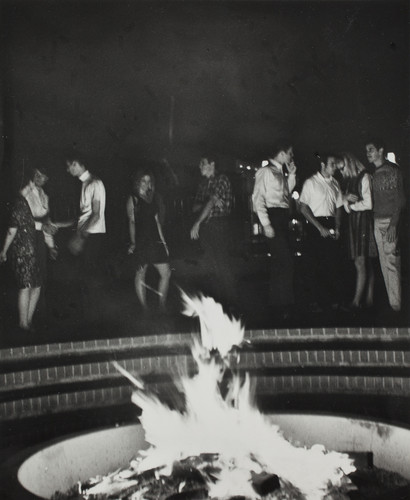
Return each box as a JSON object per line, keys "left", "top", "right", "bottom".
{"left": 200, "top": 217, "right": 237, "bottom": 308}
{"left": 267, "top": 207, "right": 294, "bottom": 307}
{"left": 304, "top": 217, "right": 342, "bottom": 308}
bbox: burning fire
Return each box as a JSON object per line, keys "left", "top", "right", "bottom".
{"left": 83, "top": 293, "right": 355, "bottom": 500}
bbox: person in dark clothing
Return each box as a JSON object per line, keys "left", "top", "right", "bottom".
{"left": 365, "top": 139, "right": 405, "bottom": 312}
{"left": 0, "top": 172, "right": 41, "bottom": 330}
{"left": 337, "top": 152, "right": 377, "bottom": 310}
{"left": 126, "top": 169, "right": 171, "bottom": 312}
{"left": 190, "top": 156, "right": 235, "bottom": 308}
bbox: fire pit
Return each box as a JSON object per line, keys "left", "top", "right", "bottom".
{"left": 17, "top": 416, "right": 410, "bottom": 499}
{"left": 13, "top": 295, "right": 410, "bottom": 499}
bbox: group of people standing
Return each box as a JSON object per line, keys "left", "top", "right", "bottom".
{"left": 1, "top": 154, "right": 106, "bottom": 331}
{"left": 126, "top": 156, "right": 234, "bottom": 313}
{"left": 252, "top": 138, "right": 405, "bottom": 320}
{"left": 0, "top": 138, "right": 405, "bottom": 331}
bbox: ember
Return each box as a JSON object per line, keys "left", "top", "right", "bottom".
{"left": 54, "top": 293, "right": 357, "bottom": 500}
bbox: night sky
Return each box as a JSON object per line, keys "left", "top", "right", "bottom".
{"left": 1, "top": 0, "right": 409, "bottom": 201}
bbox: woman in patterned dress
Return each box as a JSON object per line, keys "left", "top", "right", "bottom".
{"left": 0, "top": 174, "right": 41, "bottom": 330}
{"left": 338, "top": 152, "right": 377, "bottom": 309}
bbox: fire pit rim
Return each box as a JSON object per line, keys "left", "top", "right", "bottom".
{"left": 8, "top": 412, "right": 410, "bottom": 500}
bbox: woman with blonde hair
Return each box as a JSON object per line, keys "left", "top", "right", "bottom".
{"left": 338, "top": 152, "right": 377, "bottom": 310}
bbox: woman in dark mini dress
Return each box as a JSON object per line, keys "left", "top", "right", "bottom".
{"left": 338, "top": 152, "right": 377, "bottom": 309}
{"left": 126, "top": 169, "right": 171, "bottom": 312}
{"left": 0, "top": 177, "right": 41, "bottom": 330}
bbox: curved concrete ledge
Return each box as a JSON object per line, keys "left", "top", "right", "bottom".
{"left": 16, "top": 414, "right": 410, "bottom": 499}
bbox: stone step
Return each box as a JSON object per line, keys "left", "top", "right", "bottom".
{"left": 0, "top": 327, "right": 409, "bottom": 448}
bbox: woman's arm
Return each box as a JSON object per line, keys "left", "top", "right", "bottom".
{"left": 349, "top": 173, "right": 372, "bottom": 212}
{"left": 155, "top": 213, "right": 169, "bottom": 256}
{"left": 0, "top": 227, "right": 17, "bottom": 263}
{"left": 127, "top": 196, "right": 136, "bottom": 254}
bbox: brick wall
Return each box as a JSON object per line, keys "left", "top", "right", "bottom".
{"left": 1, "top": 327, "right": 409, "bottom": 447}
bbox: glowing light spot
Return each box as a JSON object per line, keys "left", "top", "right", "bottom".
{"left": 387, "top": 152, "right": 396, "bottom": 163}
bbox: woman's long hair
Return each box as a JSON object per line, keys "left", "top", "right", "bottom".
{"left": 340, "top": 152, "right": 366, "bottom": 178}
{"left": 132, "top": 168, "right": 156, "bottom": 203}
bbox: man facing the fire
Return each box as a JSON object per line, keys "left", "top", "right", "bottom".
{"left": 252, "top": 140, "right": 297, "bottom": 320}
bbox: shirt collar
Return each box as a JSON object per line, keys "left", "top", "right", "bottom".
{"left": 79, "top": 170, "right": 91, "bottom": 182}
{"left": 269, "top": 159, "right": 283, "bottom": 171}
{"left": 317, "top": 171, "right": 333, "bottom": 183}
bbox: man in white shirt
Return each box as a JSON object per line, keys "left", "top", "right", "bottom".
{"left": 299, "top": 153, "right": 343, "bottom": 311}
{"left": 66, "top": 154, "right": 106, "bottom": 318}
{"left": 252, "top": 141, "right": 297, "bottom": 318}
{"left": 66, "top": 154, "right": 106, "bottom": 258}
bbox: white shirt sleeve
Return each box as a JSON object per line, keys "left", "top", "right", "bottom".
{"left": 299, "top": 178, "right": 312, "bottom": 207}
{"left": 336, "top": 190, "right": 343, "bottom": 209}
{"left": 350, "top": 174, "right": 373, "bottom": 211}
{"left": 252, "top": 169, "right": 270, "bottom": 227}
{"left": 287, "top": 172, "right": 296, "bottom": 193}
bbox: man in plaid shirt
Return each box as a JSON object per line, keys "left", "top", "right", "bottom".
{"left": 190, "top": 156, "right": 236, "bottom": 307}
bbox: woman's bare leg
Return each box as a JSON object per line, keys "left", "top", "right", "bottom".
{"left": 365, "top": 258, "right": 375, "bottom": 307}
{"left": 154, "top": 262, "right": 171, "bottom": 310}
{"left": 134, "top": 265, "right": 148, "bottom": 309}
{"left": 27, "top": 287, "right": 41, "bottom": 327}
{"left": 352, "top": 256, "right": 366, "bottom": 307}
{"left": 18, "top": 288, "right": 30, "bottom": 329}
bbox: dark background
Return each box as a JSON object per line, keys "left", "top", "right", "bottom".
{"left": 0, "top": 0, "right": 409, "bottom": 332}
{"left": 1, "top": 1, "right": 408, "bottom": 181}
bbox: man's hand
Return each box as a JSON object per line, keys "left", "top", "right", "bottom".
{"left": 263, "top": 224, "right": 275, "bottom": 239}
{"left": 43, "top": 222, "right": 59, "bottom": 236}
{"left": 386, "top": 224, "right": 397, "bottom": 243}
{"left": 68, "top": 233, "right": 86, "bottom": 256}
{"left": 213, "top": 197, "right": 224, "bottom": 209}
{"left": 0, "top": 251, "right": 6, "bottom": 263}
{"left": 345, "top": 193, "right": 359, "bottom": 203}
{"left": 128, "top": 243, "right": 136, "bottom": 255}
{"left": 318, "top": 225, "right": 332, "bottom": 238}
{"left": 190, "top": 221, "right": 201, "bottom": 240}
{"left": 287, "top": 161, "right": 297, "bottom": 175}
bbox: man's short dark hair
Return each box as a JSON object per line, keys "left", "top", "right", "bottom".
{"left": 269, "top": 139, "right": 293, "bottom": 159}
{"left": 314, "top": 152, "right": 341, "bottom": 167}
{"left": 366, "top": 138, "right": 385, "bottom": 151}
{"left": 33, "top": 164, "right": 48, "bottom": 177}
{"left": 66, "top": 151, "right": 87, "bottom": 166}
